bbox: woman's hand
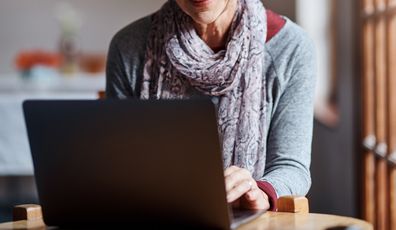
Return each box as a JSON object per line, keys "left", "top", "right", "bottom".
{"left": 224, "top": 166, "right": 270, "bottom": 210}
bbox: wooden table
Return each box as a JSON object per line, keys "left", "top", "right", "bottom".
{"left": 0, "top": 212, "right": 373, "bottom": 230}
{"left": 0, "top": 197, "right": 372, "bottom": 230}
{"left": 238, "top": 212, "right": 373, "bottom": 230}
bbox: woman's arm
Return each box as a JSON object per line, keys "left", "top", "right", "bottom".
{"left": 261, "top": 36, "right": 316, "bottom": 198}
{"left": 224, "top": 35, "right": 316, "bottom": 211}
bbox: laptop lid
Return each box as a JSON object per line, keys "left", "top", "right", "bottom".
{"left": 23, "top": 99, "right": 234, "bottom": 229}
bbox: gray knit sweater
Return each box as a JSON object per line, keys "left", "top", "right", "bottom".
{"left": 105, "top": 15, "right": 316, "bottom": 197}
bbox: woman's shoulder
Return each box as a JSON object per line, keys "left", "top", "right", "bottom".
{"left": 266, "top": 18, "right": 315, "bottom": 62}
{"left": 265, "top": 18, "right": 316, "bottom": 97}
{"left": 106, "top": 15, "right": 153, "bottom": 97}
{"left": 109, "top": 15, "right": 153, "bottom": 57}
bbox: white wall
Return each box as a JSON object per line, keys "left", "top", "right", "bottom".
{"left": 0, "top": 0, "right": 166, "bottom": 74}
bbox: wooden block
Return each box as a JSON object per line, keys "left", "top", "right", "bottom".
{"left": 13, "top": 204, "right": 43, "bottom": 221}
{"left": 97, "top": 90, "right": 106, "bottom": 99}
{"left": 277, "top": 196, "right": 309, "bottom": 213}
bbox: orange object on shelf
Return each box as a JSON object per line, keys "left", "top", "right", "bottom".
{"left": 78, "top": 53, "right": 106, "bottom": 74}
{"left": 15, "top": 50, "right": 62, "bottom": 71}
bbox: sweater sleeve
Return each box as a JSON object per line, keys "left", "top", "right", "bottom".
{"left": 260, "top": 33, "right": 316, "bottom": 197}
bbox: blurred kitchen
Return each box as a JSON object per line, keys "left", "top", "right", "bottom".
{"left": 0, "top": 0, "right": 166, "bottom": 221}
{"left": 0, "top": 1, "right": 395, "bottom": 229}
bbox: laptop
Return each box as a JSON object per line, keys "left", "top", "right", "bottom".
{"left": 23, "top": 99, "right": 265, "bottom": 229}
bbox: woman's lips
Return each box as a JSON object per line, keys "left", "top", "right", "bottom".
{"left": 190, "top": 0, "right": 214, "bottom": 8}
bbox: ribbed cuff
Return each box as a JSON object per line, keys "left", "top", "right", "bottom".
{"left": 256, "top": 181, "right": 278, "bottom": 211}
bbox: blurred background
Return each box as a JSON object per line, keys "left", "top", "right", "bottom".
{"left": 0, "top": 1, "right": 395, "bottom": 229}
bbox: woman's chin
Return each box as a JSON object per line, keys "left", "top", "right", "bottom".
{"left": 177, "top": 0, "right": 225, "bottom": 24}
{"left": 190, "top": 12, "right": 220, "bottom": 24}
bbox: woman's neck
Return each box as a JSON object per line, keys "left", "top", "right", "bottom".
{"left": 193, "top": 0, "right": 237, "bottom": 52}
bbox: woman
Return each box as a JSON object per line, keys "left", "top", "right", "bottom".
{"left": 106, "top": 0, "right": 315, "bottom": 211}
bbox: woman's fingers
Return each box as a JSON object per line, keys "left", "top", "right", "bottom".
{"left": 225, "top": 167, "right": 251, "bottom": 192}
{"left": 224, "top": 165, "right": 240, "bottom": 177}
{"left": 224, "top": 166, "right": 269, "bottom": 209}
{"left": 224, "top": 166, "right": 270, "bottom": 210}
{"left": 227, "top": 179, "right": 253, "bottom": 203}
{"left": 245, "top": 188, "right": 259, "bottom": 201}
{"left": 240, "top": 189, "right": 270, "bottom": 210}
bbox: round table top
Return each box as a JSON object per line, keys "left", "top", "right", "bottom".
{"left": 239, "top": 212, "right": 373, "bottom": 230}
{"left": 0, "top": 212, "right": 373, "bottom": 230}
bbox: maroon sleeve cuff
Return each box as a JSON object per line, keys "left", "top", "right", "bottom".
{"left": 256, "top": 181, "right": 278, "bottom": 211}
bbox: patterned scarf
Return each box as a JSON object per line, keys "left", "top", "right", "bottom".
{"left": 141, "top": 0, "right": 267, "bottom": 179}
